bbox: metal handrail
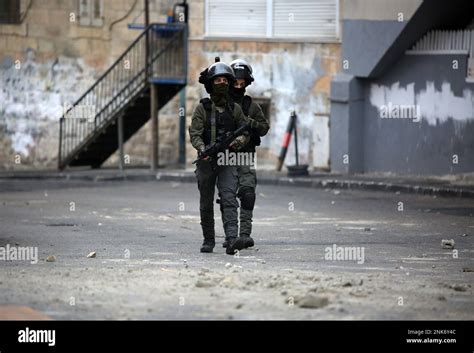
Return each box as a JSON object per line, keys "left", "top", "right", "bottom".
{"left": 93, "top": 29, "right": 184, "bottom": 129}
{"left": 58, "top": 23, "right": 187, "bottom": 169}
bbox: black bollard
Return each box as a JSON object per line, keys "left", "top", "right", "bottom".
{"left": 286, "top": 112, "right": 309, "bottom": 177}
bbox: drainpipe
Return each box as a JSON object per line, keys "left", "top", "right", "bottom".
{"left": 146, "top": 0, "right": 159, "bottom": 171}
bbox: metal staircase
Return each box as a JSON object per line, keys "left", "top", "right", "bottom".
{"left": 58, "top": 23, "right": 187, "bottom": 170}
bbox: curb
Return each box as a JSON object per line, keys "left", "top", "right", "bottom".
{"left": 146, "top": 172, "right": 474, "bottom": 198}
{"left": 1, "top": 171, "right": 473, "bottom": 199}
{"left": 257, "top": 177, "right": 474, "bottom": 198}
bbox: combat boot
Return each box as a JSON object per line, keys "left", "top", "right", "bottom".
{"left": 225, "top": 236, "right": 253, "bottom": 248}
{"left": 241, "top": 235, "right": 254, "bottom": 248}
{"left": 200, "top": 238, "right": 215, "bottom": 253}
{"left": 226, "top": 237, "right": 245, "bottom": 255}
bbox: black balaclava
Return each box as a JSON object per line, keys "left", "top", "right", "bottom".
{"left": 210, "top": 82, "right": 229, "bottom": 107}
{"left": 230, "top": 86, "right": 246, "bottom": 104}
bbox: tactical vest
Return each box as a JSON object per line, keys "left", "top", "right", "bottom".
{"left": 200, "top": 98, "right": 237, "bottom": 146}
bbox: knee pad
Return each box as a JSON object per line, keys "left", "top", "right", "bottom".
{"left": 240, "top": 190, "right": 256, "bottom": 211}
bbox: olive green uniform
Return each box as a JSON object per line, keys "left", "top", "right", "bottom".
{"left": 189, "top": 101, "right": 247, "bottom": 242}
{"left": 233, "top": 96, "right": 269, "bottom": 238}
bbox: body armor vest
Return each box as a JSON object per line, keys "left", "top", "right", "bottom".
{"left": 201, "top": 98, "right": 236, "bottom": 146}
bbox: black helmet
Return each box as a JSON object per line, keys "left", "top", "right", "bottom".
{"left": 230, "top": 59, "right": 254, "bottom": 86}
{"left": 198, "top": 57, "right": 235, "bottom": 93}
{"left": 207, "top": 62, "right": 235, "bottom": 82}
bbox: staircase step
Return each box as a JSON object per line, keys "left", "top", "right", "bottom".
{"left": 61, "top": 81, "right": 185, "bottom": 169}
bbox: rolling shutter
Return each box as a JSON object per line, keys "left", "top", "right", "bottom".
{"left": 273, "top": 0, "right": 338, "bottom": 39}
{"left": 206, "top": 0, "right": 267, "bottom": 37}
{"left": 206, "top": 0, "right": 338, "bottom": 39}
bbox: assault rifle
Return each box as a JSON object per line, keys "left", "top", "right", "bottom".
{"left": 192, "top": 123, "right": 250, "bottom": 164}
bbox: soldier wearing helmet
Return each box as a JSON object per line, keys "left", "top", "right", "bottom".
{"left": 189, "top": 58, "right": 249, "bottom": 255}
{"left": 220, "top": 59, "right": 270, "bottom": 249}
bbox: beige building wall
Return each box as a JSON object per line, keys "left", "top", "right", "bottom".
{"left": 1, "top": 0, "right": 171, "bottom": 68}
{"left": 0, "top": 0, "right": 179, "bottom": 170}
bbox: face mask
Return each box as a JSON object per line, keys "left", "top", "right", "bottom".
{"left": 230, "top": 87, "right": 246, "bottom": 101}
{"left": 210, "top": 83, "right": 229, "bottom": 106}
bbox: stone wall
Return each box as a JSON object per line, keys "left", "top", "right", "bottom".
{"left": 0, "top": 0, "right": 175, "bottom": 169}
{"left": 0, "top": 50, "right": 98, "bottom": 169}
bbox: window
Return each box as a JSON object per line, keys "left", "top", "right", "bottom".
{"left": 205, "top": 0, "right": 339, "bottom": 40}
{"left": 79, "top": 0, "right": 104, "bottom": 27}
{"left": 206, "top": 0, "right": 267, "bottom": 37}
{"left": 273, "top": 0, "right": 338, "bottom": 39}
{"left": 0, "top": 0, "right": 20, "bottom": 24}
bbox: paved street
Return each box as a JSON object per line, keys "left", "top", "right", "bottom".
{"left": 0, "top": 179, "right": 473, "bottom": 319}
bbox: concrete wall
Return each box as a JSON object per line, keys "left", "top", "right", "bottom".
{"left": 331, "top": 53, "right": 474, "bottom": 175}
{"left": 342, "top": 0, "right": 421, "bottom": 21}
{"left": 340, "top": 0, "right": 421, "bottom": 78}
{"left": 364, "top": 53, "right": 474, "bottom": 175}
{"left": 331, "top": 0, "right": 474, "bottom": 176}
{"left": 330, "top": 74, "right": 365, "bottom": 173}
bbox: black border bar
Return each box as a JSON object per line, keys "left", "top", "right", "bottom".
{"left": 1, "top": 320, "right": 473, "bottom": 353}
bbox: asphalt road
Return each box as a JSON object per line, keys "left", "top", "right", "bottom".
{"left": 0, "top": 178, "right": 473, "bottom": 319}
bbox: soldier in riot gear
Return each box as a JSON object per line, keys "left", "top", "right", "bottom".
{"left": 189, "top": 58, "right": 250, "bottom": 255}
{"left": 220, "top": 59, "right": 270, "bottom": 249}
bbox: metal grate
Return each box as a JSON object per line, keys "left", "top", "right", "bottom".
{"left": 409, "top": 29, "right": 474, "bottom": 80}
{"left": 411, "top": 29, "right": 474, "bottom": 56}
